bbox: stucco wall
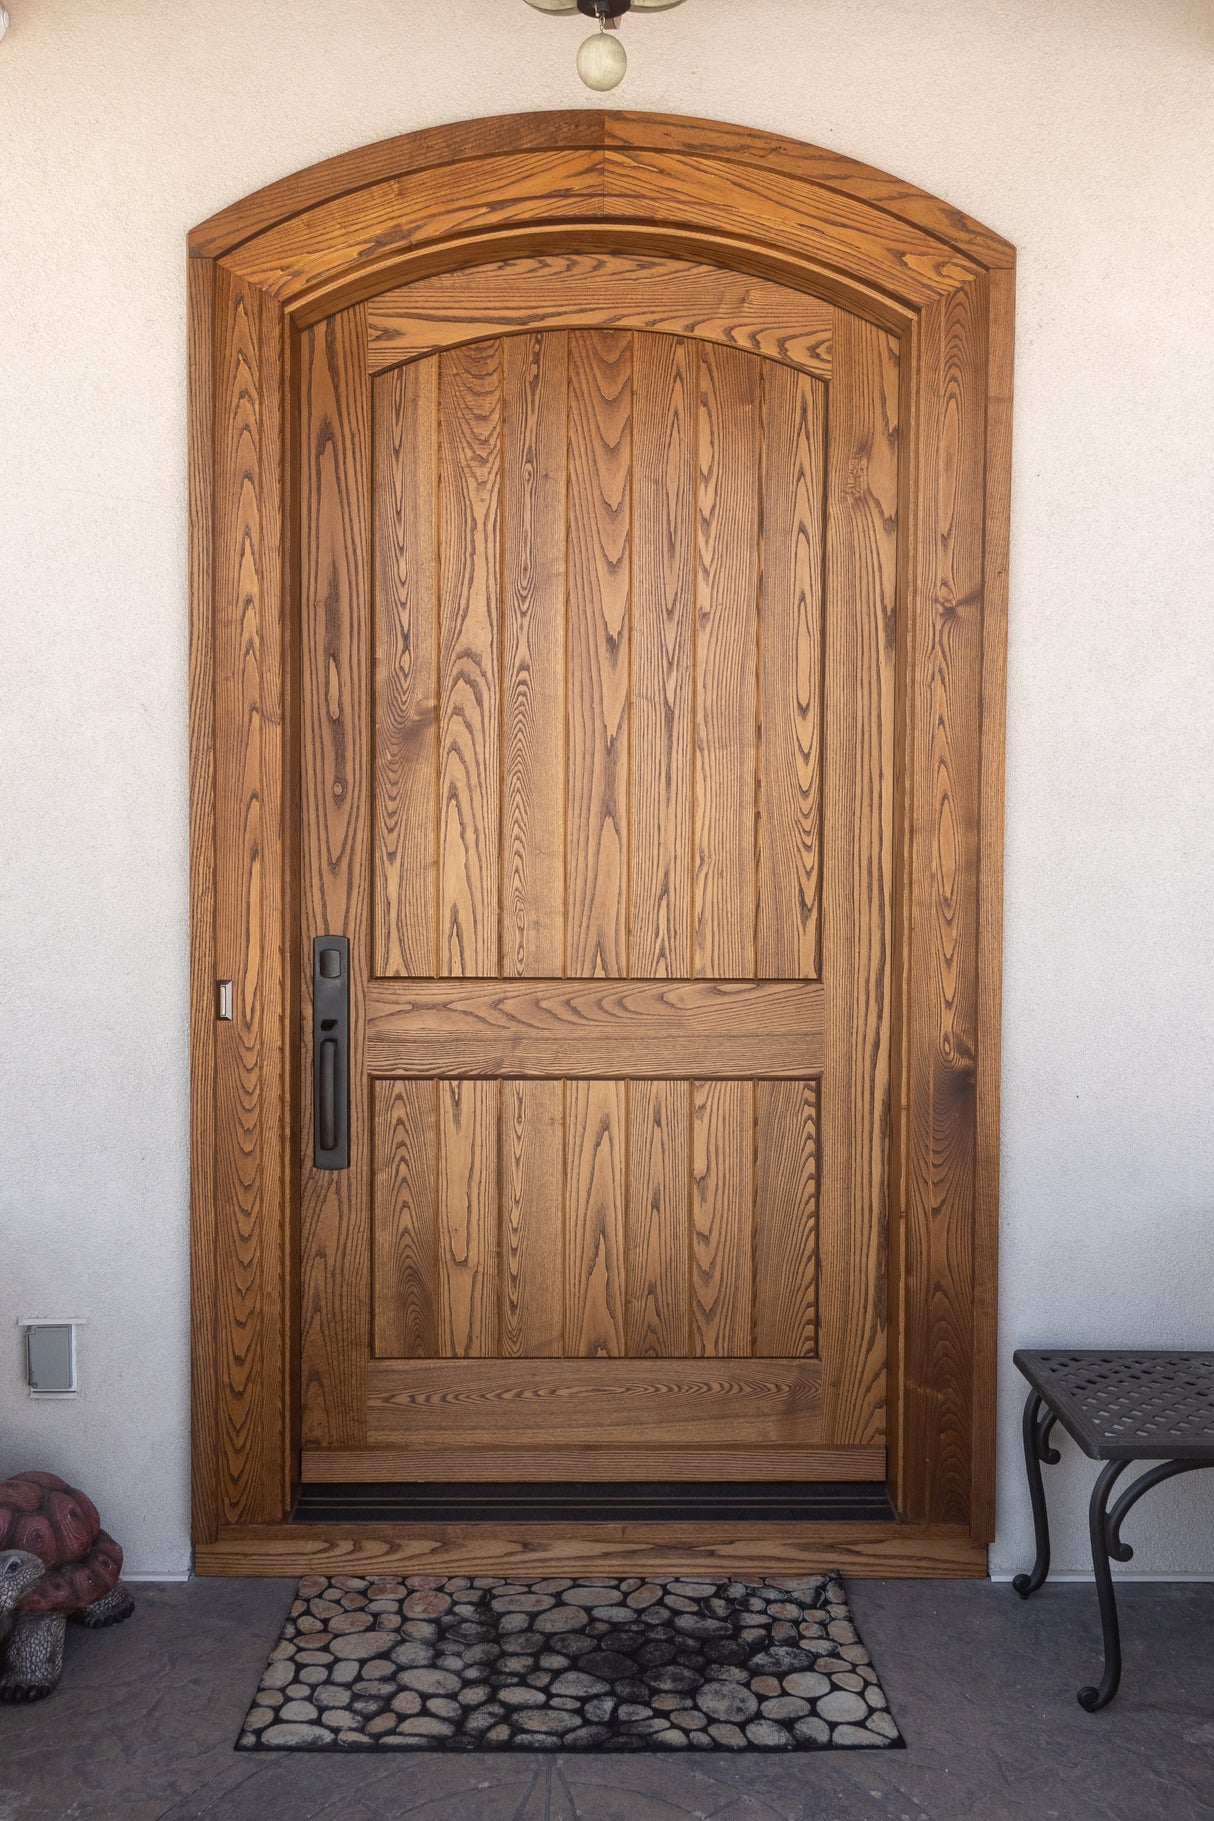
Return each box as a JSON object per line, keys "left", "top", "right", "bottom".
{"left": 1, "top": 0, "right": 1211, "bottom": 1578}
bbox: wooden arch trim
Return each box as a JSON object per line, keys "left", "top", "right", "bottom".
{"left": 189, "top": 111, "right": 1012, "bottom": 1575}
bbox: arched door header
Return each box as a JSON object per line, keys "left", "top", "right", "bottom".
{"left": 192, "top": 110, "right": 1012, "bottom": 273}
{"left": 192, "top": 117, "right": 1010, "bottom": 325}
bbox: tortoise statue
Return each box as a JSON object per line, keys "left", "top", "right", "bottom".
{"left": 0, "top": 1471, "right": 134, "bottom": 1701}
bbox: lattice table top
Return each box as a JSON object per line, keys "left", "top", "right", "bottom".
{"left": 1014, "top": 1350, "right": 1214, "bottom": 1460}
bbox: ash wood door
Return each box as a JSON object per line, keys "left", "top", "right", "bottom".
{"left": 297, "top": 255, "right": 895, "bottom": 1485}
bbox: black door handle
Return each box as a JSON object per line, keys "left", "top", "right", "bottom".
{"left": 313, "top": 936, "right": 349, "bottom": 1169}
{"left": 318, "top": 1041, "right": 338, "bottom": 1153}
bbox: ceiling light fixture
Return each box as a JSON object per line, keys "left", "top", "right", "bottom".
{"left": 525, "top": 0, "right": 687, "bottom": 93}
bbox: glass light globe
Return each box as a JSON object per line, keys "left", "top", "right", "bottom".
{"left": 576, "top": 30, "right": 628, "bottom": 90}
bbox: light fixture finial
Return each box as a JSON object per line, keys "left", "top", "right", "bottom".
{"left": 576, "top": 22, "right": 628, "bottom": 92}
{"left": 524, "top": 0, "right": 686, "bottom": 90}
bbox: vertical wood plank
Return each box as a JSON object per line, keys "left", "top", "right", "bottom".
{"left": 755, "top": 1079, "right": 818, "bottom": 1356}
{"left": 691, "top": 1080, "right": 753, "bottom": 1356}
{"left": 758, "top": 366, "right": 825, "bottom": 981}
{"left": 819, "top": 309, "right": 898, "bottom": 1448}
{"left": 900, "top": 284, "right": 986, "bottom": 1523}
{"left": 694, "top": 345, "right": 760, "bottom": 978}
{"left": 630, "top": 334, "right": 694, "bottom": 978}
{"left": 439, "top": 340, "right": 501, "bottom": 977}
{"left": 565, "top": 1079, "right": 628, "bottom": 1356}
{"left": 972, "top": 266, "right": 1014, "bottom": 1542}
{"left": 501, "top": 1078, "right": 565, "bottom": 1357}
{"left": 626, "top": 1079, "right": 691, "bottom": 1357}
{"left": 213, "top": 271, "right": 290, "bottom": 1516}
{"left": 437, "top": 1079, "right": 499, "bottom": 1357}
{"left": 298, "top": 304, "right": 373, "bottom": 1449}
{"left": 567, "top": 330, "right": 631, "bottom": 978}
{"left": 188, "top": 255, "right": 220, "bottom": 1542}
{"left": 502, "top": 332, "right": 568, "bottom": 978}
{"left": 372, "top": 1078, "right": 437, "bottom": 1359}
{"left": 373, "top": 358, "right": 438, "bottom": 978}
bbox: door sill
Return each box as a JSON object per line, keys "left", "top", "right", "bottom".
{"left": 291, "top": 1480, "right": 895, "bottom": 1525}
{"left": 194, "top": 1517, "right": 987, "bottom": 1579}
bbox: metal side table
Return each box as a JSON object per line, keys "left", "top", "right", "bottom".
{"left": 1013, "top": 1350, "right": 1214, "bottom": 1710}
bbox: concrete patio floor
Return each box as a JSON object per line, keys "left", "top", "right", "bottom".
{"left": 0, "top": 1576, "right": 1211, "bottom": 1820}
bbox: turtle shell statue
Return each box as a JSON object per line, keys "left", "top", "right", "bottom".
{"left": 0, "top": 1471, "right": 134, "bottom": 1700}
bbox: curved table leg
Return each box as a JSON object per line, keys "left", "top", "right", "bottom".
{"left": 1077, "top": 1459, "right": 1129, "bottom": 1711}
{"left": 1013, "top": 1389, "right": 1060, "bottom": 1598}
{"left": 1079, "top": 1457, "right": 1214, "bottom": 1712}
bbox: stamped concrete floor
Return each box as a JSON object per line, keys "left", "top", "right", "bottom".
{"left": 0, "top": 1577, "right": 1212, "bottom": 1821}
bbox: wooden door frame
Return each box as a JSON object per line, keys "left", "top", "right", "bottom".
{"left": 188, "top": 111, "right": 1012, "bottom": 1578}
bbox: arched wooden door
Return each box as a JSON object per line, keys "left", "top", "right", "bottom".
{"left": 298, "top": 258, "right": 892, "bottom": 1486}
{"left": 189, "top": 115, "right": 1012, "bottom": 1575}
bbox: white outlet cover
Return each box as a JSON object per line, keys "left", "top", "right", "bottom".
{"left": 24, "top": 1323, "right": 78, "bottom": 1396}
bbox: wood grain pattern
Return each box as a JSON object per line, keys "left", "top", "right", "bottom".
{"left": 566, "top": 331, "right": 631, "bottom": 977}
{"left": 212, "top": 269, "right": 291, "bottom": 1517}
{"left": 627, "top": 1079, "right": 690, "bottom": 1357}
{"left": 900, "top": 281, "right": 987, "bottom": 1525}
{"left": 371, "top": 1071, "right": 819, "bottom": 1373}
{"left": 694, "top": 345, "right": 759, "bottom": 978}
{"left": 501, "top": 332, "right": 568, "bottom": 978}
{"left": 192, "top": 112, "right": 1012, "bottom": 271}
{"left": 192, "top": 115, "right": 1009, "bottom": 1554}
{"left": 187, "top": 254, "right": 220, "bottom": 1544}
{"left": 758, "top": 365, "right": 824, "bottom": 980}
{"left": 372, "top": 1079, "right": 436, "bottom": 1359}
{"left": 438, "top": 341, "right": 501, "bottom": 978}
{"left": 196, "top": 1519, "right": 986, "bottom": 1580}
{"left": 437, "top": 1079, "right": 498, "bottom": 1357}
{"left": 691, "top": 1080, "right": 753, "bottom": 1356}
{"left": 818, "top": 309, "right": 899, "bottom": 1451}
{"left": 602, "top": 152, "right": 971, "bottom": 316}
{"left": 302, "top": 1444, "right": 884, "bottom": 1483}
{"left": 298, "top": 305, "right": 373, "bottom": 1450}
{"left": 221, "top": 149, "right": 609, "bottom": 305}
{"left": 630, "top": 335, "right": 694, "bottom": 978}
{"left": 368, "top": 253, "right": 832, "bottom": 376}
{"left": 373, "top": 359, "right": 438, "bottom": 977}
{"left": 755, "top": 1079, "right": 818, "bottom": 1356}
{"left": 365, "top": 978, "right": 824, "bottom": 1077}
{"left": 368, "top": 1357, "right": 821, "bottom": 1446}
{"left": 601, "top": 116, "right": 1014, "bottom": 267}
{"left": 501, "top": 1078, "right": 564, "bottom": 1357}
{"left": 972, "top": 265, "right": 1015, "bottom": 1544}
{"left": 191, "top": 114, "right": 603, "bottom": 257}
{"left": 565, "top": 1080, "right": 628, "bottom": 1357}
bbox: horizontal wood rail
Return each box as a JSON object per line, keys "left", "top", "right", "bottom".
{"left": 367, "top": 252, "right": 833, "bottom": 375}
{"left": 367, "top": 1358, "right": 824, "bottom": 1448}
{"left": 365, "top": 979, "right": 823, "bottom": 1076}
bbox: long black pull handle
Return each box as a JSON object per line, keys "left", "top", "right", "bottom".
{"left": 313, "top": 936, "right": 349, "bottom": 1169}
{"left": 318, "top": 1041, "right": 338, "bottom": 1153}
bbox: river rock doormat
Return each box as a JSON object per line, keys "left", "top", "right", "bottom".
{"left": 237, "top": 1573, "right": 902, "bottom": 1752}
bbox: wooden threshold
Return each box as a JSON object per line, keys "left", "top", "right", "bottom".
{"left": 194, "top": 1520, "right": 987, "bottom": 1579}
{"left": 303, "top": 1445, "right": 885, "bottom": 1482}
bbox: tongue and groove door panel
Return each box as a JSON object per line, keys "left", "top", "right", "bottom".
{"left": 297, "top": 257, "right": 895, "bottom": 1483}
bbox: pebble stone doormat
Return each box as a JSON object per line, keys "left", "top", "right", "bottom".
{"left": 238, "top": 1572, "right": 903, "bottom": 1753}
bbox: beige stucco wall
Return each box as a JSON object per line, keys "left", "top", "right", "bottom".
{"left": 1, "top": 0, "right": 1211, "bottom": 1577}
